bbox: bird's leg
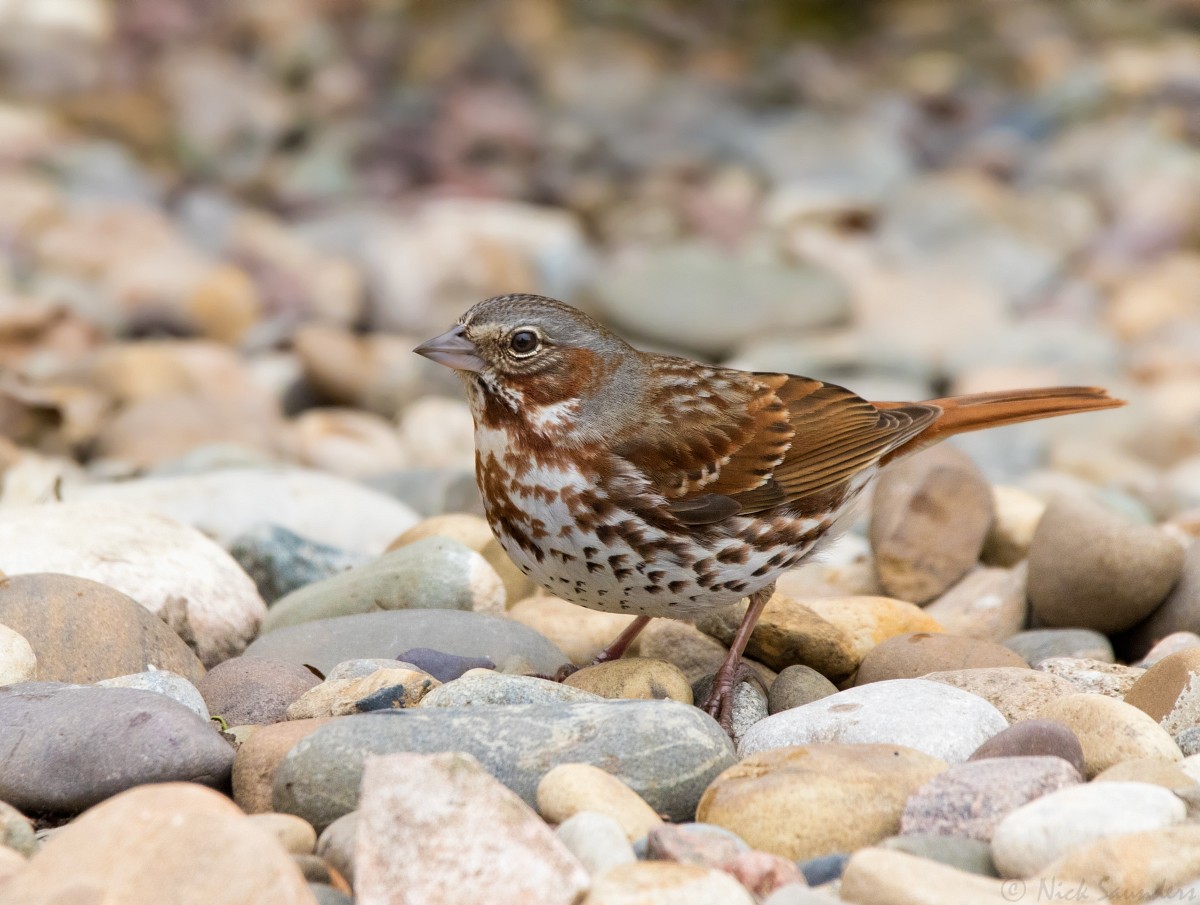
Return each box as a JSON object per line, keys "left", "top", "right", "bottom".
{"left": 554, "top": 615, "right": 652, "bottom": 682}
{"left": 702, "top": 583, "right": 774, "bottom": 732}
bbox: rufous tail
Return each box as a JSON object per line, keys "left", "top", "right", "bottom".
{"left": 877, "top": 386, "right": 1125, "bottom": 466}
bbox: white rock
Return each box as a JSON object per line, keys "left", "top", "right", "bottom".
{"left": 555, "top": 812, "right": 635, "bottom": 878}
{"left": 66, "top": 467, "right": 419, "bottom": 555}
{"left": 0, "top": 501, "right": 265, "bottom": 666}
{"left": 991, "top": 782, "right": 1187, "bottom": 878}
{"left": 97, "top": 670, "right": 209, "bottom": 720}
{"left": 355, "top": 752, "right": 589, "bottom": 905}
{"left": 0, "top": 623, "right": 35, "bottom": 685}
{"left": 738, "top": 678, "right": 1008, "bottom": 763}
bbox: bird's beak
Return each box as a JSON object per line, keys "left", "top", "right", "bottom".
{"left": 413, "top": 325, "right": 485, "bottom": 373}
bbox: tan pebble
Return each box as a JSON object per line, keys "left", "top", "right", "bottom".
{"left": 537, "top": 764, "right": 663, "bottom": 842}
{"left": 246, "top": 813, "right": 318, "bottom": 855}
{"left": 855, "top": 632, "right": 1027, "bottom": 685}
{"left": 802, "top": 596, "right": 943, "bottom": 663}
{"left": 232, "top": 718, "right": 335, "bottom": 813}
{"left": 1124, "top": 648, "right": 1200, "bottom": 735}
{"left": 981, "top": 485, "right": 1045, "bottom": 567}
{"left": 842, "top": 847, "right": 1064, "bottom": 905}
{"left": 696, "top": 744, "right": 946, "bottom": 861}
{"left": 921, "top": 564, "right": 1027, "bottom": 643}
{"left": 285, "top": 668, "right": 440, "bottom": 719}
{"left": 563, "top": 658, "right": 693, "bottom": 704}
{"left": 1092, "top": 757, "right": 1197, "bottom": 788}
{"left": 1035, "top": 824, "right": 1200, "bottom": 904}
{"left": 1038, "top": 693, "right": 1181, "bottom": 778}
{"left": 924, "top": 667, "right": 1075, "bottom": 723}
{"left": 581, "top": 861, "right": 755, "bottom": 905}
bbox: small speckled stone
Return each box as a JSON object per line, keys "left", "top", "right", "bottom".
{"left": 564, "top": 658, "right": 693, "bottom": 704}
{"left": 644, "top": 823, "right": 750, "bottom": 867}
{"left": 692, "top": 674, "right": 768, "bottom": 745}
{"left": 1036, "top": 657, "right": 1145, "bottom": 698}
{"left": 969, "top": 720, "right": 1086, "bottom": 776}
{"left": 555, "top": 812, "right": 635, "bottom": 878}
{"left": 1004, "top": 629, "right": 1113, "bottom": 665}
{"left": 768, "top": 665, "right": 838, "bottom": 715}
{"left": 722, "top": 850, "right": 806, "bottom": 899}
{"left": 325, "top": 659, "right": 418, "bottom": 681}
{"left": 1037, "top": 694, "right": 1181, "bottom": 778}
{"left": 924, "top": 667, "right": 1076, "bottom": 723}
{"left": 1177, "top": 726, "right": 1200, "bottom": 757}
{"left": 285, "top": 668, "right": 440, "bottom": 718}
{"left": 899, "top": 756, "right": 1081, "bottom": 841}
{"left": 537, "top": 764, "right": 664, "bottom": 842}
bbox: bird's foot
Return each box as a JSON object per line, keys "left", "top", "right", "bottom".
{"left": 701, "top": 660, "right": 762, "bottom": 735}
{"left": 553, "top": 663, "right": 580, "bottom": 683}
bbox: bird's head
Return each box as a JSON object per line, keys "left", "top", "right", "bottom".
{"left": 415, "top": 294, "right": 631, "bottom": 416}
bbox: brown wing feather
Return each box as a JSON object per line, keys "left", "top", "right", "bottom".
{"left": 616, "top": 362, "right": 939, "bottom": 522}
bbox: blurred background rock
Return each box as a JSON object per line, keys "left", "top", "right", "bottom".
{"left": 0, "top": 0, "right": 1198, "bottom": 523}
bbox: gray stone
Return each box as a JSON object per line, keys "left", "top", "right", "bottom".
{"left": 196, "top": 656, "right": 320, "bottom": 726}
{"left": 900, "top": 756, "right": 1081, "bottom": 841}
{"left": 231, "top": 524, "right": 368, "bottom": 604}
{"left": 1177, "top": 726, "right": 1200, "bottom": 757}
{"left": 419, "top": 671, "right": 604, "bottom": 707}
{"left": 0, "top": 683, "right": 234, "bottom": 813}
{"left": 263, "top": 538, "right": 504, "bottom": 632}
{"left": 1028, "top": 495, "right": 1185, "bottom": 635}
{"left": 97, "top": 670, "right": 209, "bottom": 720}
{"left": 555, "top": 812, "right": 636, "bottom": 878}
{"left": 245, "top": 610, "right": 568, "bottom": 677}
{"left": 364, "top": 467, "right": 483, "bottom": 519}
{"left": 739, "top": 678, "right": 1008, "bottom": 763}
{"left": 272, "top": 701, "right": 735, "bottom": 829}
{"left": 308, "top": 885, "right": 354, "bottom": 905}
{"left": 768, "top": 665, "right": 838, "bottom": 714}
{"left": 1004, "top": 629, "right": 1114, "bottom": 665}
{"left": 881, "top": 834, "right": 998, "bottom": 877}
{"left": 396, "top": 647, "right": 495, "bottom": 682}
{"left": 593, "top": 242, "right": 848, "bottom": 358}
{"left": 692, "top": 674, "right": 768, "bottom": 746}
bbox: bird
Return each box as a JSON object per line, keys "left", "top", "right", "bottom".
{"left": 414, "top": 294, "right": 1124, "bottom": 729}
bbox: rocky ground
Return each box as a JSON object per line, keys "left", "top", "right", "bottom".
{"left": 3, "top": 0, "right": 1200, "bottom": 903}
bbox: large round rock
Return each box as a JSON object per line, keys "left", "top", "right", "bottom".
{"left": 738, "top": 678, "right": 1008, "bottom": 762}
{"left": 0, "top": 573, "right": 204, "bottom": 684}
{"left": 0, "top": 683, "right": 234, "bottom": 813}
{"left": 245, "top": 610, "right": 568, "bottom": 676}
{"left": 1028, "top": 495, "right": 1185, "bottom": 634}
{"left": 272, "top": 701, "right": 734, "bottom": 829}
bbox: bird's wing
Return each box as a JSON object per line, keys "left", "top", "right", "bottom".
{"left": 614, "top": 366, "right": 939, "bottom": 523}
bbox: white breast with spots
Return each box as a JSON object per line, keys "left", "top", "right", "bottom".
{"left": 473, "top": 424, "right": 830, "bottom": 618}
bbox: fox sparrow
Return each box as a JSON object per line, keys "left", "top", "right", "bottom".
{"left": 415, "top": 294, "right": 1123, "bottom": 729}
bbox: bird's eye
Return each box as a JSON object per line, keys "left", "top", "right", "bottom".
{"left": 508, "top": 329, "right": 540, "bottom": 357}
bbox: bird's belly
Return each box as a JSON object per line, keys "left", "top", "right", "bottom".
{"left": 485, "top": 487, "right": 822, "bottom": 618}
